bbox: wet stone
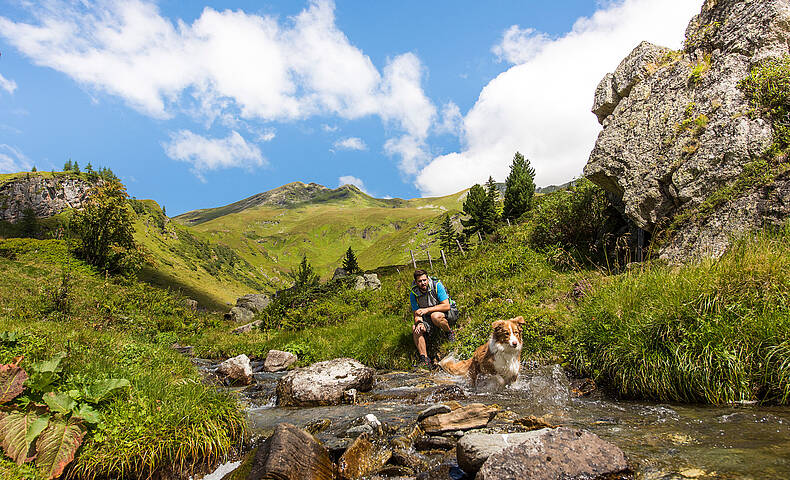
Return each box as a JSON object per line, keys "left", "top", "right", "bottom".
{"left": 419, "top": 403, "right": 498, "bottom": 434}
{"left": 245, "top": 423, "right": 334, "bottom": 480}
{"left": 338, "top": 433, "right": 392, "bottom": 480}
{"left": 417, "top": 404, "right": 452, "bottom": 422}
{"left": 414, "top": 435, "right": 456, "bottom": 451}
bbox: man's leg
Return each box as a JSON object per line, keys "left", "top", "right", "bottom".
{"left": 412, "top": 322, "right": 428, "bottom": 358}
{"left": 429, "top": 311, "right": 451, "bottom": 333}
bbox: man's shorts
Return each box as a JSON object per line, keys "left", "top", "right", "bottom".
{"left": 419, "top": 305, "right": 459, "bottom": 335}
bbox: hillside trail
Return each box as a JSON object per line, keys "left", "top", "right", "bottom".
{"left": 205, "top": 362, "right": 790, "bottom": 479}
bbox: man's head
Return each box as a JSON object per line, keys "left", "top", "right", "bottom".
{"left": 413, "top": 269, "right": 429, "bottom": 292}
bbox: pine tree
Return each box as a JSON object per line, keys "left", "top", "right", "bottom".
{"left": 342, "top": 247, "right": 361, "bottom": 274}
{"left": 503, "top": 152, "right": 536, "bottom": 221}
{"left": 31, "top": 166, "right": 37, "bottom": 172}
{"left": 63, "top": 160, "right": 73, "bottom": 171}
{"left": 461, "top": 183, "right": 497, "bottom": 238}
{"left": 20, "top": 207, "right": 38, "bottom": 238}
{"left": 288, "top": 255, "right": 320, "bottom": 289}
{"left": 73, "top": 161, "right": 80, "bottom": 174}
{"left": 439, "top": 214, "right": 457, "bottom": 253}
{"left": 485, "top": 176, "right": 501, "bottom": 222}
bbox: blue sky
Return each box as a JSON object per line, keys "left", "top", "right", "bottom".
{"left": 0, "top": 0, "right": 699, "bottom": 215}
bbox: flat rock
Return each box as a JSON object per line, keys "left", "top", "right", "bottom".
{"left": 217, "top": 354, "right": 253, "bottom": 385}
{"left": 417, "top": 404, "right": 452, "bottom": 422}
{"left": 414, "top": 435, "right": 456, "bottom": 451}
{"left": 276, "top": 358, "right": 375, "bottom": 406}
{"left": 476, "top": 427, "right": 629, "bottom": 480}
{"left": 232, "top": 320, "right": 261, "bottom": 335}
{"left": 263, "top": 349, "right": 297, "bottom": 372}
{"left": 245, "top": 423, "right": 334, "bottom": 480}
{"left": 419, "top": 403, "right": 498, "bottom": 434}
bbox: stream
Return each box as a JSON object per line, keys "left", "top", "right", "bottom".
{"left": 206, "top": 362, "right": 790, "bottom": 479}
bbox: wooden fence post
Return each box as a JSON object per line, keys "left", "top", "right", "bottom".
{"left": 427, "top": 250, "right": 433, "bottom": 269}
{"left": 455, "top": 239, "right": 465, "bottom": 256}
{"left": 477, "top": 231, "right": 483, "bottom": 243}
{"left": 441, "top": 249, "right": 447, "bottom": 268}
{"left": 409, "top": 250, "right": 416, "bottom": 268}
{"left": 506, "top": 218, "right": 511, "bottom": 227}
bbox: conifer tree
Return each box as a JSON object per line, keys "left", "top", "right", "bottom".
{"left": 73, "top": 161, "right": 80, "bottom": 174}
{"left": 503, "top": 152, "right": 536, "bottom": 221}
{"left": 461, "top": 183, "right": 497, "bottom": 238}
{"left": 63, "top": 160, "right": 73, "bottom": 171}
{"left": 342, "top": 247, "right": 361, "bottom": 274}
{"left": 485, "top": 176, "right": 501, "bottom": 222}
{"left": 20, "top": 207, "right": 38, "bottom": 238}
{"left": 31, "top": 166, "right": 37, "bottom": 172}
{"left": 439, "top": 214, "right": 457, "bottom": 253}
{"left": 288, "top": 254, "right": 320, "bottom": 289}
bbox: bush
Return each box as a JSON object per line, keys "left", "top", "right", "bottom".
{"left": 740, "top": 56, "right": 790, "bottom": 155}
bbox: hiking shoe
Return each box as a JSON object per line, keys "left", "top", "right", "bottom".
{"left": 417, "top": 355, "right": 433, "bottom": 370}
{"left": 445, "top": 329, "right": 456, "bottom": 342}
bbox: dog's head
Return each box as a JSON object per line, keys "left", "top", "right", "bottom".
{"left": 491, "top": 316, "right": 525, "bottom": 349}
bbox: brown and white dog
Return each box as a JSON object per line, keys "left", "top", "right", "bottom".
{"left": 439, "top": 316, "right": 525, "bottom": 388}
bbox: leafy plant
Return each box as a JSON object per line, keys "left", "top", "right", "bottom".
{"left": 739, "top": 56, "right": 790, "bottom": 155}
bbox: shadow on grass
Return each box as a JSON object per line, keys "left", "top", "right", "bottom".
{"left": 138, "top": 265, "right": 228, "bottom": 312}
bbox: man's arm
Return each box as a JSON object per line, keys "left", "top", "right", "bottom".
{"left": 414, "top": 299, "right": 450, "bottom": 317}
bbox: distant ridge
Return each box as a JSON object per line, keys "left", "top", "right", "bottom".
{"left": 174, "top": 182, "right": 407, "bottom": 226}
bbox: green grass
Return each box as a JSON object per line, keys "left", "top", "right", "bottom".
{"left": 568, "top": 227, "right": 790, "bottom": 404}
{"left": 0, "top": 239, "right": 245, "bottom": 479}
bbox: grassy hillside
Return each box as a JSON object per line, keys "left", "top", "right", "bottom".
{"left": 175, "top": 183, "right": 467, "bottom": 288}
{"left": 0, "top": 239, "right": 245, "bottom": 480}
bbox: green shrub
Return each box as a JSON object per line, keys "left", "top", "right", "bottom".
{"left": 739, "top": 56, "right": 790, "bottom": 155}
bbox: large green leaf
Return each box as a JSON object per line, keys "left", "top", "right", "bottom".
{"left": 26, "top": 371, "right": 60, "bottom": 395}
{"left": 73, "top": 404, "right": 101, "bottom": 425}
{"left": 0, "top": 411, "right": 50, "bottom": 464}
{"left": 42, "top": 392, "right": 76, "bottom": 415}
{"left": 0, "top": 364, "right": 29, "bottom": 404}
{"left": 84, "top": 378, "right": 130, "bottom": 404}
{"left": 30, "top": 353, "right": 66, "bottom": 375}
{"left": 35, "top": 417, "right": 86, "bottom": 479}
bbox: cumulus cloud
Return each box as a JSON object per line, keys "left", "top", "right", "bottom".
{"left": 435, "top": 102, "right": 462, "bottom": 136}
{"left": 163, "top": 130, "right": 265, "bottom": 181}
{"left": 333, "top": 137, "right": 367, "bottom": 151}
{"left": 416, "top": 0, "right": 700, "bottom": 196}
{"left": 338, "top": 175, "right": 368, "bottom": 193}
{"left": 0, "top": 74, "right": 17, "bottom": 94}
{"left": 0, "top": 0, "right": 434, "bottom": 175}
{"left": 0, "top": 145, "right": 32, "bottom": 173}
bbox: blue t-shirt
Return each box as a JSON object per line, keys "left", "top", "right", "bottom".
{"left": 410, "top": 281, "right": 448, "bottom": 311}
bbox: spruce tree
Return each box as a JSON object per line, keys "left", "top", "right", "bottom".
{"left": 503, "top": 152, "right": 536, "bottom": 221}
{"left": 439, "top": 214, "right": 457, "bottom": 253}
{"left": 73, "top": 161, "right": 80, "bottom": 174}
{"left": 20, "top": 207, "right": 38, "bottom": 238}
{"left": 63, "top": 160, "right": 73, "bottom": 171}
{"left": 342, "top": 247, "right": 361, "bottom": 274}
{"left": 485, "top": 176, "right": 501, "bottom": 223}
{"left": 461, "top": 183, "right": 497, "bottom": 238}
{"left": 288, "top": 255, "right": 320, "bottom": 289}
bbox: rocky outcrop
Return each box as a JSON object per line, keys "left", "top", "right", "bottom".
{"left": 476, "top": 427, "right": 629, "bottom": 480}
{"left": 276, "top": 358, "right": 375, "bottom": 406}
{"left": 585, "top": 0, "right": 790, "bottom": 261}
{"left": 353, "top": 274, "right": 381, "bottom": 291}
{"left": 0, "top": 173, "right": 99, "bottom": 222}
{"left": 224, "top": 294, "right": 270, "bottom": 324}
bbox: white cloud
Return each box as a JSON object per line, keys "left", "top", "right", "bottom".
{"left": 0, "top": 0, "right": 435, "bottom": 174}
{"left": 162, "top": 130, "right": 265, "bottom": 181}
{"left": 322, "top": 124, "right": 338, "bottom": 132}
{"left": 492, "top": 25, "right": 551, "bottom": 65}
{"left": 435, "top": 102, "right": 462, "bottom": 136}
{"left": 338, "top": 175, "right": 368, "bottom": 193}
{"left": 0, "top": 73, "right": 17, "bottom": 94}
{"left": 0, "top": 145, "right": 32, "bottom": 173}
{"left": 333, "top": 137, "right": 367, "bottom": 151}
{"left": 384, "top": 135, "right": 429, "bottom": 176}
{"left": 416, "top": 0, "right": 700, "bottom": 196}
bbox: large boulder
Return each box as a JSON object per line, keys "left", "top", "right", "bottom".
{"left": 584, "top": 0, "right": 790, "bottom": 261}
{"left": 276, "top": 358, "right": 375, "bottom": 406}
{"left": 217, "top": 354, "right": 253, "bottom": 385}
{"left": 263, "top": 349, "right": 297, "bottom": 372}
{"left": 236, "top": 294, "right": 271, "bottom": 313}
{"left": 225, "top": 306, "right": 254, "bottom": 324}
{"left": 456, "top": 431, "right": 554, "bottom": 474}
{"left": 476, "top": 427, "right": 629, "bottom": 480}
{"left": 354, "top": 274, "right": 381, "bottom": 291}
{"left": 244, "top": 423, "right": 334, "bottom": 480}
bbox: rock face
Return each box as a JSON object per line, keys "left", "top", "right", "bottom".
{"left": 0, "top": 174, "right": 99, "bottom": 222}
{"left": 263, "top": 349, "right": 297, "bottom": 372}
{"left": 276, "top": 358, "right": 375, "bottom": 406}
{"left": 245, "top": 423, "right": 334, "bottom": 480}
{"left": 217, "top": 354, "right": 253, "bottom": 385}
{"left": 476, "top": 427, "right": 629, "bottom": 480}
{"left": 585, "top": 0, "right": 790, "bottom": 261}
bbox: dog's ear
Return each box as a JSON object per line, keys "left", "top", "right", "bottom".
{"left": 513, "top": 316, "right": 525, "bottom": 325}
{"left": 491, "top": 320, "right": 503, "bottom": 329}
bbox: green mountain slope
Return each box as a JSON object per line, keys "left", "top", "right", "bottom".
{"left": 174, "top": 182, "right": 467, "bottom": 289}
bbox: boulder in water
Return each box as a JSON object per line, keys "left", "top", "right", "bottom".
{"left": 263, "top": 349, "right": 297, "bottom": 372}
{"left": 337, "top": 433, "right": 392, "bottom": 479}
{"left": 456, "top": 431, "right": 553, "bottom": 474}
{"left": 244, "top": 423, "right": 334, "bottom": 480}
{"left": 419, "top": 403, "right": 498, "bottom": 434}
{"left": 276, "top": 358, "right": 375, "bottom": 406}
{"left": 217, "top": 354, "right": 253, "bottom": 385}
{"left": 476, "top": 427, "right": 629, "bottom": 480}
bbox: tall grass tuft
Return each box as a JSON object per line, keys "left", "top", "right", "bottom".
{"left": 569, "top": 227, "right": 790, "bottom": 404}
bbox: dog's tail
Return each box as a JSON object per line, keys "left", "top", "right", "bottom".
{"left": 438, "top": 353, "right": 473, "bottom": 376}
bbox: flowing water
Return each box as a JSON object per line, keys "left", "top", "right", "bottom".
{"left": 216, "top": 364, "right": 790, "bottom": 479}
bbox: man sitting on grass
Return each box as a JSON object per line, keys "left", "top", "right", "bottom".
{"left": 410, "top": 269, "right": 458, "bottom": 369}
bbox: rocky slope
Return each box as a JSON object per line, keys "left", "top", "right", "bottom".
{"left": 585, "top": 0, "right": 790, "bottom": 261}
{"left": 0, "top": 172, "right": 99, "bottom": 222}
